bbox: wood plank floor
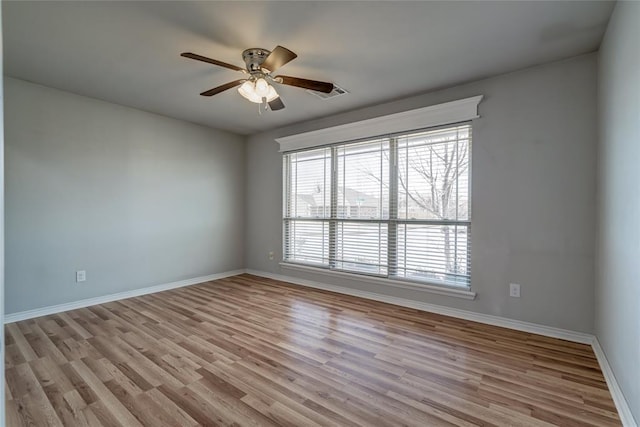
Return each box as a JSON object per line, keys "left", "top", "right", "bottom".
{"left": 5, "top": 274, "right": 620, "bottom": 426}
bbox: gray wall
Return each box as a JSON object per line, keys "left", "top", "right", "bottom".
{"left": 246, "top": 54, "right": 598, "bottom": 333}
{"left": 0, "top": 3, "right": 6, "bottom": 414}
{"left": 596, "top": 1, "right": 640, "bottom": 422}
{"left": 5, "top": 77, "right": 245, "bottom": 314}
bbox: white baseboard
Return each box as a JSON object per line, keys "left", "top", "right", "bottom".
{"left": 592, "top": 338, "right": 638, "bottom": 427}
{"left": 5, "top": 268, "right": 635, "bottom": 425}
{"left": 245, "top": 269, "right": 594, "bottom": 344}
{"left": 247, "top": 268, "right": 640, "bottom": 425}
{"left": 3, "top": 269, "right": 246, "bottom": 324}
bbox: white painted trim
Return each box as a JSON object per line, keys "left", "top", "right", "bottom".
{"left": 592, "top": 338, "right": 638, "bottom": 427}
{"left": 280, "top": 262, "right": 476, "bottom": 300}
{"left": 7, "top": 267, "right": 633, "bottom": 424}
{"left": 276, "top": 95, "right": 483, "bottom": 152}
{"left": 246, "top": 269, "right": 593, "bottom": 344}
{"left": 249, "top": 269, "right": 639, "bottom": 423}
{"left": 3, "top": 269, "right": 246, "bottom": 324}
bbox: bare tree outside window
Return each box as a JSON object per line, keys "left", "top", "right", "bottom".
{"left": 398, "top": 136, "right": 470, "bottom": 277}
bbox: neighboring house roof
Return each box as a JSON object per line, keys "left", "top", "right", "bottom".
{"left": 296, "top": 194, "right": 317, "bottom": 206}
{"left": 296, "top": 186, "right": 380, "bottom": 208}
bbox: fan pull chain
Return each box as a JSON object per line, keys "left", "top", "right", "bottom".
{"left": 258, "top": 96, "right": 271, "bottom": 115}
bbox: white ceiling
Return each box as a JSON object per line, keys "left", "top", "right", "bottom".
{"left": 3, "top": 1, "right": 614, "bottom": 135}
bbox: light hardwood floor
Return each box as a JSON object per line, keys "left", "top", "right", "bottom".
{"left": 5, "top": 274, "right": 620, "bottom": 426}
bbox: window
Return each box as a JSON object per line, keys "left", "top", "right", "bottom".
{"left": 284, "top": 123, "right": 471, "bottom": 288}
{"left": 283, "top": 123, "right": 472, "bottom": 289}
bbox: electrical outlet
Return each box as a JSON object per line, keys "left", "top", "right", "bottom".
{"left": 268, "top": 251, "right": 275, "bottom": 260}
{"left": 76, "top": 270, "right": 86, "bottom": 283}
{"left": 509, "top": 283, "right": 521, "bottom": 298}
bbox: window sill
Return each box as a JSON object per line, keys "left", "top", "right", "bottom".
{"left": 279, "top": 262, "right": 477, "bottom": 300}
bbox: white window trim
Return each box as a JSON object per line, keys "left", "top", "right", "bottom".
{"left": 280, "top": 95, "right": 482, "bottom": 297}
{"left": 280, "top": 262, "right": 477, "bottom": 300}
{"left": 276, "top": 95, "right": 483, "bottom": 152}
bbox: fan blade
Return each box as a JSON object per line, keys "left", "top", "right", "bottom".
{"left": 200, "top": 79, "right": 245, "bottom": 96}
{"left": 268, "top": 97, "right": 285, "bottom": 111}
{"left": 181, "top": 52, "right": 245, "bottom": 72}
{"left": 276, "top": 75, "right": 333, "bottom": 93}
{"left": 261, "top": 46, "right": 297, "bottom": 72}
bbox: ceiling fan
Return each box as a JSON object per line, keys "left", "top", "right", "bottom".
{"left": 181, "top": 46, "right": 334, "bottom": 111}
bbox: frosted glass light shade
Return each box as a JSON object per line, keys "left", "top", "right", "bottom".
{"left": 237, "top": 79, "right": 279, "bottom": 104}
{"left": 265, "top": 85, "right": 279, "bottom": 102}
{"left": 255, "top": 78, "right": 269, "bottom": 97}
{"left": 238, "top": 81, "right": 262, "bottom": 103}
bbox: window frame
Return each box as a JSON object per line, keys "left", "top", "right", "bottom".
{"left": 283, "top": 122, "right": 473, "bottom": 292}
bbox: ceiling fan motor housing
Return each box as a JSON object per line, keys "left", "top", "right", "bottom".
{"left": 242, "top": 48, "right": 270, "bottom": 73}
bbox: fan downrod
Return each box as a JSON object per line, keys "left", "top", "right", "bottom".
{"left": 242, "top": 48, "right": 270, "bottom": 73}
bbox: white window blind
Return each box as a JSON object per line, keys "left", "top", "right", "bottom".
{"left": 283, "top": 123, "right": 472, "bottom": 288}
{"left": 283, "top": 148, "right": 331, "bottom": 266}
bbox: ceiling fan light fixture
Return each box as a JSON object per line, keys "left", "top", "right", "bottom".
{"left": 237, "top": 79, "right": 279, "bottom": 104}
